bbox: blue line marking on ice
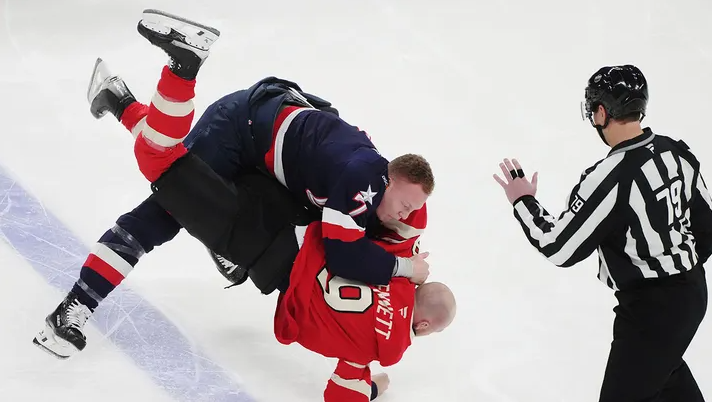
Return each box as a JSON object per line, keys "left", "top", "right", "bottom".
{"left": 0, "top": 166, "right": 253, "bottom": 402}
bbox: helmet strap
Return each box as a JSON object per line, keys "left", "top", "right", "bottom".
{"left": 594, "top": 113, "right": 612, "bottom": 146}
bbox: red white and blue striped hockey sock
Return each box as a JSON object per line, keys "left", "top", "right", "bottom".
{"left": 133, "top": 66, "right": 195, "bottom": 182}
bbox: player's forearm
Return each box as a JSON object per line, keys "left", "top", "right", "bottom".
{"left": 323, "top": 238, "right": 396, "bottom": 285}
{"left": 324, "top": 360, "right": 379, "bottom": 402}
{"left": 513, "top": 187, "right": 617, "bottom": 267}
{"left": 512, "top": 195, "right": 562, "bottom": 258}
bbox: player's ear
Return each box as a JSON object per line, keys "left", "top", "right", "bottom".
{"left": 414, "top": 321, "right": 429, "bottom": 331}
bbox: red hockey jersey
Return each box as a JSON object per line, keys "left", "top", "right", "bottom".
{"left": 273, "top": 205, "right": 427, "bottom": 401}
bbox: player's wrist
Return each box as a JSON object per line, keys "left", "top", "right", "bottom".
{"left": 393, "top": 256, "right": 413, "bottom": 278}
{"left": 512, "top": 194, "right": 536, "bottom": 207}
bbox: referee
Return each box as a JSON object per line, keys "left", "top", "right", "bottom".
{"left": 494, "top": 65, "right": 709, "bottom": 401}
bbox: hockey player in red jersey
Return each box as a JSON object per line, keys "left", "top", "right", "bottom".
{"left": 275, "top": 205, "right": 456, "bottom": 401}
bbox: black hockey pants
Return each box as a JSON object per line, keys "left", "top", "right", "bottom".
{"left": 599, "top": 265, "right": 708, "bottom": 401}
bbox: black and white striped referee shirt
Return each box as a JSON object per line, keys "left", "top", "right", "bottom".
{"left": 513, "top": 128, "right": 712, "bottom": 291}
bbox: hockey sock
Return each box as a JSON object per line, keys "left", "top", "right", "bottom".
{"left": 70, "top": 224, "right": 146, "bottom": 310}
{"left": 121, "top": 101, "right": 149, "bottom": 139}
{"left": 70, "top": 201, "right": 181, "bottom": 309}
{"left": 134, "top": 66, "right": 196, "bottom": 182}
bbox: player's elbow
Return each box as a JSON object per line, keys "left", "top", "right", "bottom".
{"left": 552, "top": 259, "right": 577, "bottom": 268}
{"left": 541, "top": 248, "right": 581, "bottom": 268}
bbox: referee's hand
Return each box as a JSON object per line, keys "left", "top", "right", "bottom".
{"left": 493, "top": 158, "right": 539, "bottom": 204}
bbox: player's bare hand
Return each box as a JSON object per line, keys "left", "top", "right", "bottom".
{"left": 493, "top": 158, "right": 538, "bottom": 204}
{"left": 372, "top": 373, "right": 390, "bottom": 397}
{"left": 410, "top": 252, "right": 430, "bottom": 284}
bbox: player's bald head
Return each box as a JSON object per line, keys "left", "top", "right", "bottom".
{"left": 413, "top": 282, "right": 456, "bottom": 336}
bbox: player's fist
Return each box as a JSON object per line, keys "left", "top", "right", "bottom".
{"left": 372, "top": 373, "right": 390, "bottom": 398}
{"left": 409, "top": 252, "right": 430, "bottom": 284}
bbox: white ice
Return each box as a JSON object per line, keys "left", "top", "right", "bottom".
{"left": 1, "top": 0, "right": 711, "bottom": 400}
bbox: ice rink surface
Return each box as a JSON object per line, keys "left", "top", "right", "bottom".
{"left": 1, "top": 0, "right": 711, "bottom": 400}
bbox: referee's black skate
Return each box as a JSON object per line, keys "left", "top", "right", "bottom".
{"left": 137, "top": 9, "right": 221, "bottom": 80}
{"left": 33, "top": 291, "right": 93, "bottom": 359}
{"left": 87, "top": 57, "right": 136, "bottom": 120}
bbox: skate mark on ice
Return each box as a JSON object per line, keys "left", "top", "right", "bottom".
{"left": 0, "top": 165, "right": 253, "bottom": 402}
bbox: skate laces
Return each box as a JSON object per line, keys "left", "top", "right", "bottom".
{"left": 167, "top": 57, "right": 181, "bottom": 72}
{"left": 216, "top": 253, "right": 238, "bottom": 274}
{"left": 66, "top": 300, "right": 92, "bottom": 329}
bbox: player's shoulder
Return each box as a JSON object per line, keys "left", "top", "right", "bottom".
{"left": 580, "top": 147, "right": 629, "bottom": 184}
{"left": 347, "top": 146, "right": 389, "bottom": 168}
{"left": 373, "top": 277, "right": 416, "bottom": 333}
{"left": 388, "top": 276, "right": 417, "bottom": 294}
{"left": 340, "top": 148, "right": 389, "bottom": 187}
{"left": 380, "top": 205, "right": 427, "bottom": 239}
{"left": 604, "top": 129, "right": 699, "bottom": 178}
{"left": 651, "top": 131, "right": 699, "bottom": 160}
{"left": 402, "top": 203, "right": 427, "bottom": 230}
{"left": 373, "top": 277, "right": 416, "bottom": 367}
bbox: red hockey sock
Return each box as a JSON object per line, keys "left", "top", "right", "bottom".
{"left": 121, "top": 102, "right": 149, "bottom": 136}
{"left": 134, "top": 66, "right": 196, "bottom": 182}
{"left": 134, "top": 135, "right": 188, "bottom": 182}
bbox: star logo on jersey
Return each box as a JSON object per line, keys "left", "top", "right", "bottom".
{"left": 356, "top": 185, "right": 378, "bottom": 205}
{"left": 349, "top": 185, "right": 379, "bottom": 217}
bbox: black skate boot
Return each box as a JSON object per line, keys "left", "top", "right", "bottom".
{"left": 33, "top": 291, "right": 93, "bottom": 359}
{"left": 136, "top": 9, "right": 221, "bottom": 80}
{"left": 87, "top": 57, "right": 136, "bottom": 120}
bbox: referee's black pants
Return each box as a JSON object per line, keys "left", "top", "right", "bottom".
{"left": 600, "top": 265, "right": 708, "bottom": 401}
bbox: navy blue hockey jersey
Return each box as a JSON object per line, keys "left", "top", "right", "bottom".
{"left": 264, "top": 105, "right": 396, "bottom": 285}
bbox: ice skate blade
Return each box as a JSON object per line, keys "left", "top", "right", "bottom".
{"left": 33, "top": 337, "right": 70, "bottom": 360}
{"left": 86, "top": 57, "right": 114, "bottom": 104}
{"left": 139, "top": 9, "right": 220, "bottom": 51}
{"left": 32, "top": 323, "right": 78, "bottom": 360}
{"left": 141, "top": 9, "right": 220, "bottom": 36}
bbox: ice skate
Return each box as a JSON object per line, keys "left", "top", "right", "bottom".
{"left": 137, "top": 9, "right": 221, "bottom": 80}
{"left": 87, "top": 57, "right": 136, "bottom": 120}
{"left": 209, "top": 248, "right": 249, "bottom": 288}
{"left": 33, "top": 291, "right": 93, "bottom": 359}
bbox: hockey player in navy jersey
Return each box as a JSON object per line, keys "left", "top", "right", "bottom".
{"left": 33, "top": 9, "right": 434, "bottom": 359}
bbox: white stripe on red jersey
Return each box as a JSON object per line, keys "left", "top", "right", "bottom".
{"left": 324, "top": 359, "right": 372, "bottom": 401}
{"left": 328, "top": 374, "right": 371, "bottom": 401}
{"left": 382, "top": 219, "right": 425, "bottom": 240}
